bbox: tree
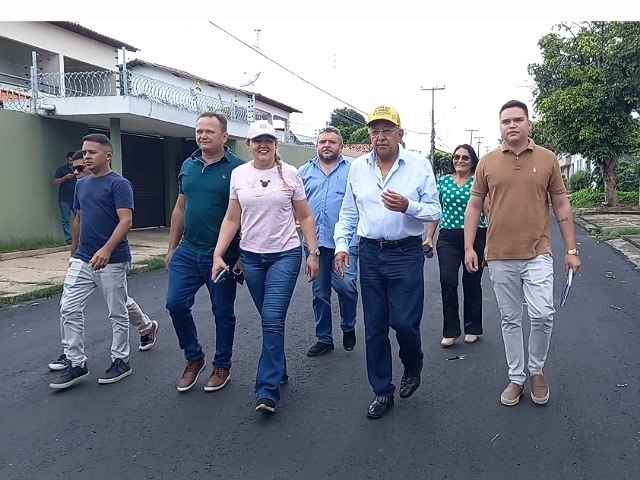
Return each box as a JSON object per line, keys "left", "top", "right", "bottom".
{"left": 329, "top": 107, "right": 366, "bottom": 143}
{"left": 528, "top": 21, "right": 640, "bottom": 206}
{"left": 347, "top": 126, "right": 369, "bottom": 144}
{"left": 432, "top": 150, "right": 452, "bottom": 178}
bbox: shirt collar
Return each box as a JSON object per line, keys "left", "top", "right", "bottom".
{"left": 367, "top": 144, "right": 405, "bottom": 165}
{"left": 190, "top": 145, "right": 231, "bottom": 164}
{"left": 500, "top": 138, "right": 535, "bottom": 154}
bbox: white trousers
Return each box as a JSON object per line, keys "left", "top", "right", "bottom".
{"left": 487, "top": 253, "right": 555, "bottom": 384}
{"left": 59, "top": 259, "right": 131, "bottom": 366}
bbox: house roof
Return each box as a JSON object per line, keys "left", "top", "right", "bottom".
{"left": 127, "top": 59, "right": 302, "bottom": 114}
{"left": 48, "top": 21, "right": 139, "bottom": 52}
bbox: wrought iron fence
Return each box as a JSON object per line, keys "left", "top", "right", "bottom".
{"left": 1, "top": 68, "right": 299, "bottom": 143}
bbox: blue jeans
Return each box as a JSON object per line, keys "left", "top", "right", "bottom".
{"left": 166, "top": 244, "right": 237, "bottom": 368}
{"left": 58, "top": 201, "right": 73, "bottom": 243}
{"left": 358, "top": 237, "right": 424, "bottom": 396}
{"left": 241, "top": 246, "right": 302, "bottom": 404}
{"left": 310, "top": 245, "right": 358, "bottom": 344}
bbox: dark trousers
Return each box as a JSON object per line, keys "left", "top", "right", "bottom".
{"left": 359, "top": 236, "right": 424, "bottom": 396}
{"left": 436, "top": 228, "right": 486, "bottom": 338}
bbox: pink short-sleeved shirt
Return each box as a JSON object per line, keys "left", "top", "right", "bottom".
{"left": 230, "top": 161, "right": 306, "bottom": 254}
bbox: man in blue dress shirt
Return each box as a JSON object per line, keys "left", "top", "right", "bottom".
{"left": 334, "top": 105, "right": 441, "bottom": 419}
{"left": 299, "top": 126, "right": 359, "bottom": 357}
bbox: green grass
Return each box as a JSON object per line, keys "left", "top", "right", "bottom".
{"left": 598, "top": 226, "right": 640, "bottom": 241}
{"left": 0, "top": 238, "right": 66, "bottom": 254}
{"left": 0, "top": 256, "right": 166, "bottom": 308}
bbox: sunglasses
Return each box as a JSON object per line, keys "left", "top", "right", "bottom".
{"left": 453, "top": 154, "right": 471, "bottom": 161}
{"left": 73, "top": 165, "right": 85, "bottom": 172}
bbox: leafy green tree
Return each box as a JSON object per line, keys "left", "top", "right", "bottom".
{"left": 347, "top": 126, "right": 369, "bottom": 144}
{"left": 528, "top": 21, "right": 640, "bottom": 206}
{"left": 432, "top": 150, "right": 452, "bottom": 178}
{"left": 329, "top": 108, "right": 366, "bottom": 143}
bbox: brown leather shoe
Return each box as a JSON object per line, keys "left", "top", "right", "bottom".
{"left": 530, "top": 374, "right": 550, "bottom": 405}
{"left": 500, "top": 382, "right": 524, "bottom": 406}
{"left": 204, "top": 366, "right": 231, "bottom": 392}
{"left": 177, "top": 360, "right": 206, "bottom": 392}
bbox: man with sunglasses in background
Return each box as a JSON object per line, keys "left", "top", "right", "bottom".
{"left": 299, "top": 126, "right": 359, "bottom": 357}
{"left": 52, "top": 151, "right": 77, "bottom": 245}
{"left": 334, "top": 105, "right": 441, "bottom": 419}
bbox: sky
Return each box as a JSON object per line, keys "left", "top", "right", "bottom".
{"left": 11, "top": 1, "right": 633, "bottom": 155}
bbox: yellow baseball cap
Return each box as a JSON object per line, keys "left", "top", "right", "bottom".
{"left": 367, "top": 105, "right": 401, "bottom": 126}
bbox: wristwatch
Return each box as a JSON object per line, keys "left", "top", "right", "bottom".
{"left": 566, "top": 248, "right": 579, "bottom": 256}
{"left": 309, "top": 248, "right": 320, "bottom": 256}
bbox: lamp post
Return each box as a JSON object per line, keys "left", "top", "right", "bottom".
{"left": 240, "top": 72, "right": 261, "bottom": 123}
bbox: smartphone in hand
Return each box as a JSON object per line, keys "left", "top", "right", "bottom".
{"left": 213, "top": 268, "right": 229, "bottom": 283}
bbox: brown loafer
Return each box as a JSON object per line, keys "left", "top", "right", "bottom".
{"left": 500, "top": 382, "right": 524, "bottom": 406}
{"left": 177, "top": 359, "right": 206, "bottom": 392}
{"left": 530, "top": 374, "right": 550, "bottom": 405}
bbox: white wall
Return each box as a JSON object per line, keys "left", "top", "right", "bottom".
{"left": 0, "top": 22, "right": 118, "bottom": 70}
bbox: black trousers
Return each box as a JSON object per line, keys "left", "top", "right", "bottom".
{"left": 436, "top": 228, "right": 487, "bottom": 338}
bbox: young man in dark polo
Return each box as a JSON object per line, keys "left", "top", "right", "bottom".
{"left": 165, "top": 112, "right": 244, "bottom": 393}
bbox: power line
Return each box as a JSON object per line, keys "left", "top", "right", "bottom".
{"left": 207, "top": 21, "right": 367, "bottom": 116}
{"left": 208, "top": 21, "right": 430, "bottom": 137}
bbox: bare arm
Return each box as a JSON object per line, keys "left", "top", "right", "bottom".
{"left": 52, "top": 173, "right": 74, "bottom": 186}
{"left": 293, "top": 199, "right": 319, "bottom": 280}
{"left": 463, "top": 195, "right": 484, "bottom": 272}
{"left": 165, "top": 194, "right": 185, "bottom": 267}
{"left": 550, "top": 193, "right": 581, "bottom": 273}
{"left": 212, "top": 199, "right": 242, "bottom": 278}
{"left": 70, "top": 211, "right": 81, "bottom": 256}
{"left": 90, "top": 208, "right": 133, "bottom": 270}
{"left": 424, "top": 220, "right": 439, "bottom": 248}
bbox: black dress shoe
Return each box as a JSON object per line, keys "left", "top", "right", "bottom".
{"left": 307, "top": 341, "right": 334, "bottom": 357}
{"left": 343, "top": 330, "right": 356, "bottom": 351}
{"left": 367, "top": 395, "right": 394, "bottom": 419}
{"left": 399, "top": 361, "right": 423, "bottom": 399}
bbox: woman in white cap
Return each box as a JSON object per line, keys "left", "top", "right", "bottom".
{"left": 213, "top": 119, "right": 320, "bottom": 414}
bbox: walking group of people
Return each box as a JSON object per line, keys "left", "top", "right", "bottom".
{"left": 47, "top": 99, "right": 581, "bottom": 420}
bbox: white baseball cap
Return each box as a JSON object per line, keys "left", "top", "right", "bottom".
{"left": 247, "top": 120, "right": 277, "bottom": 140}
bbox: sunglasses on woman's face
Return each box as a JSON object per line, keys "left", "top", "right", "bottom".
{"left": 73, "top": 165, "right": 85, "bottom": 172}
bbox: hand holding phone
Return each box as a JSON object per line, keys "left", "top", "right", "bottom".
{"left": 213, "top": 268, "right": 229, "bottom": 283}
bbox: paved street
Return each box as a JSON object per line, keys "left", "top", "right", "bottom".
{"left": 1, "top": 219, "right": 639, "bottom": 480}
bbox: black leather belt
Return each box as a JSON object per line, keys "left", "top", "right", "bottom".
{"left": 360, "top": 236, "right": 421, "bottom": 249}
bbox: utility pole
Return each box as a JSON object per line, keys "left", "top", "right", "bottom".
{"left": 475, "top": 136, "right": 484, "bottom": 155}
{"left": 421, "top": 86, "right": 445, "bottom": 164}
{"left": 466, "top": 128, "right": 478, "bottom": 145}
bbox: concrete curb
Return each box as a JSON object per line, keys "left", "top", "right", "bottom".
{"left": 0, "top": 246, "right": 70, "bottom": 261}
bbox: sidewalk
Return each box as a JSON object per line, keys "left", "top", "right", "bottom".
{"left": 0, "top": 227, "right": 169, "bottom": 304}
{"left": 573, "top": 209, "right": 640, "bottom": 268}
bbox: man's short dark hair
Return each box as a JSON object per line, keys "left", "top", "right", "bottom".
{"left": 66, "top": 151, "right": 75, "bottom": 159}
{"left": 317, "top": 125, "right": 344, "bottom": 143}
{"left": 500, "top": 100, "right": 529, "bottom": 118}
{"left": 82, "top": 133, "right": 113, "bottom": 152}
{"left": 71, "top": 150, "right": 83, "bottom": 160}
{"left": 197, "top": 112, "right": 228, "bottom": 132}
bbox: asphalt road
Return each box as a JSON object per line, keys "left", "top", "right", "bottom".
{"left": 1, "top": 219, "right": 639, "bottom": 480}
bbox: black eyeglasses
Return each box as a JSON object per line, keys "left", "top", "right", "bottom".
{"left": 73, "top": 165, "right": 85, "bottom": 172}
{"left": 453, "top": 154, "right": 471, "bottom": 161}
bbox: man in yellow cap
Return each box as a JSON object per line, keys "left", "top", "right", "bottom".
{"left": 334, "top": 104, "right": 441, "bottom": 419}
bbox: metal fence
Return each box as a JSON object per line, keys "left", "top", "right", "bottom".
{"left": 0, "top": 68, "right": 297, "bottom": 143}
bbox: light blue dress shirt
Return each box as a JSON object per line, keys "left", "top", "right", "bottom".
{"left": 299, "top": 155, "right": 352, "bottom": 249}
{"left": 334, "top": 146, "right": 441, "bottom": 253}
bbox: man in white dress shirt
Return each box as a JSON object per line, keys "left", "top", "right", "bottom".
{"left": 334, "top": 105, "right": 441, "bottom": 419}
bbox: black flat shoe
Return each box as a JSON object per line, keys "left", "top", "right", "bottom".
{"left": 399, "top": 360, "right": 422, "bottom": 399}
{"left": 343, "top": 330, "right": 356, "bottom": 351}
{"left": 366, "top": 395, "right": 394, "bottom": 419}
{"left": 307, "top": 341, "right": 334, "bottom": 357}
